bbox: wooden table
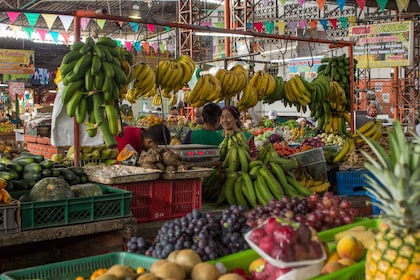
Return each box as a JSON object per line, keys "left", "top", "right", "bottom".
{"left": 0, "top": 217, "right": 137, "bottom": 273}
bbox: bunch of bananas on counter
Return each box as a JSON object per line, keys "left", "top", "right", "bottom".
{"left": 155, "top": 55, "right": 196, "bottom": 93}
{"left": 317, "top": 53, "right": 357, "bottom": 103}
{"left": 215, "top": 65, "right": 248, "bottom": 100}
{"left": 294, "top": 168, "right": 331, "bottom": 193}
{"left": 60, "top": 37, "right": 132, "bottom": 147}
{"left": 184, "top": 74, "right": 221, "bottom": 107}
{"left": 210, "top": 134, "right": 312, "bottom": 208}
{"left": 249, "top": 70, "right": 276, "bottom": 100}
{"left": 332, "top": 137, "right": 356, "bottom": 163}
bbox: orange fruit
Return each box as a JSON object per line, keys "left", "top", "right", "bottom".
{"left": 248, "top": 258, "right": 266, "bottom": 273}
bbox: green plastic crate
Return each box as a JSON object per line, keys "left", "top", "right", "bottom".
{"left": 0, "top": 252, "right": 157, "bottom": 280}
{"left": 12, "top": 185, "right": 132, "bottom": 230}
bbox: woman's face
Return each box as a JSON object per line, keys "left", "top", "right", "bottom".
{"left": 220, "top": 109, "right": 238, "bottom": 131}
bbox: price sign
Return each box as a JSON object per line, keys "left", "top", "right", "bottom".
{"left": 8, "top": 81, "right": 25, "bottom": 99}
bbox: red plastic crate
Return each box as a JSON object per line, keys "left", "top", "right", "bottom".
{"left": 113, "top": 178, "right": 202, "bottom": 223}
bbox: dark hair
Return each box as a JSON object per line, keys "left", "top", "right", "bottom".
{"left": 202, "top": 103, "right": 221, "bottom": 126}
{"left": 144, "top": 124, "right": 171, "bottom": 145}
{"left": 222, "top": 105, "right": 241, "bottom": 128}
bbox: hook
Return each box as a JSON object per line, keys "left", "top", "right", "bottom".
{"left": 307, "top": 42, "right": 314, "bottom": 68}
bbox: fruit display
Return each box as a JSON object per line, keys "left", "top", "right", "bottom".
{"left": 155, "top": 56, "right": 196, "bottom": 94}
{"left": 212, "top": 133, "right": 312, "bottom": 207}
{"left": 245, "top": 218, "right": 325, "bottom": 266}
{"left": 360, "top": 121, "right": 420, "bottom": 280}
{"left": 184, "top": 73, "right": 222, "bottom": 108}
{"left": 59, "top": 37, "right": 133, "bottom": 147}
{"left": 0, "top": 141, "right": 25, "bottom": 160}
{"left": 137, "top": 114, "right": 163, "bottom": 127}
{"left": 0, "top": 151, "right": 88, "bottom": 191}
{"left": 0, "top": 120, "right": 15, "bottom": 133}
{"left": 246, "top": 192, "right": 358, "bottom": 232}
{"left": 61, "top": 145, "right": 119, "bottom": 164}
{"left": 128, "top": 207, "right": 251, "bottom": 260}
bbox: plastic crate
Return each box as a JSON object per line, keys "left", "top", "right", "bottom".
{"left": 12, "top": 185, "right": 132, "bottom": 230}
{"left": 0, "top": 200, "right": 20, "bottom": 235}
{"left": 336, "top": 170, "right": 381, "bottom": 196}
{"left": 0, "top": 252, "right": 158, "bottom": 280}
{"left": 113, "top": 178, "right": 202, "bottom": 223}
{"left": 367, "top": 193, "right": 382, "bottom": 215}
{"left": 290, "top": 148, "right": 327, "bottom": 181}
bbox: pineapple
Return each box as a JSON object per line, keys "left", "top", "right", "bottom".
{"left": 360, "top": 121, "right": 420, "bottom": 280}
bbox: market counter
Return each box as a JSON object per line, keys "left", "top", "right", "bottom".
{"left": 0, "top": 217, "right": 137, "bottom": 273}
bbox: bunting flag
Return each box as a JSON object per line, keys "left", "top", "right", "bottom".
{"left": 23, "top": 27, "right": 34, "bottom": 39}
{"left": 151, "top": 43, "right": 158, "bottom": 52}
{"left": 376, "top": 0, "right": 388, "bottom": 11}
{"left": 356, "top": 0, "right": 366, "bottom": 10}
{"left": 125, "top": 41, "right": 133, "bottom": 52}
{"left": 58, "top": 15, "right": 73, "bottom": 31}
{"left": 254, "top": 22, "right": 263, "bottom": 32}
{"left": 167, "top": 43, "right": 174, "bottom": 52}
{"left": 147, "top": 24, "right": 155, "bottom": 33}
{"left": 329, "top": 18, "right": 338, "bottom": 29}
{"left": 275, "top": 21, "right": 286, "bottom": 35}
{"left": 246, "top": 22, "right": 252, "bottom": 29}
{"left": 61, "top": 32, "right": 70, "bottom": 46}
{"left": 49, "top": 31, "right": 59, "bottom": 44}
{"left": 141, "top": 41, "right": 149, "bottom": 53}
{"left": 117, "top": 21, "right": 124, "bottom": 27}
{"left": 317, "top": 0, "right": 327, "bottom": 10}
{"left": 115, "top": 40, "right": 122, "bottom": 47}
{"left": 298, "top": 0, "right": 306, "bottom": 6}
{"left": 348, "top": 16, "right": 357, "bottom": 26}
{"left": 7, "top": 12, "right": 20, "bottom": 24}
{"left": 338, "top": 17, "right": 348, "bottom": 29}
{"left": 309, "top": 20, "right": 318, "bottom": 29}
{"left": 96, "top": 19, "right": 106, "bottom": 29}
{"left": 319, "top": 19, "right": 328, "bottom": 31}
{"left": 42, "top": 14, "right": 57, "bottom": 30}
{"left": 288, "top": 21, "right": 297, "bottom": 33}
{"left": 214, "top": 22, "right": 224, "bottom": 28}
{"left": 201, "top": 22, "right": 212, "bottom": 27}
{"left": 164, "top": 26, "right": 171, "bottom": 32}
{"left": 336, "top": 0, "right": 347, "bottom": 11}
{"left": 159, "top": 42, "right": 166, "bottom": 52}
{"left": 264, "top": 21, "right": 274, "bottom": 34}
{"left": 37, "top": 29, "right": 48, "bottom": 41}
{"left": 24, "top": 13, "right": 40, "bottom": 27}
{"left": 129, "top": 22, "right": 139, "bottom": 32}
{"left": 80, "top": 17, "right": 90, "bottom": 31}
{"left": 10, "top": 25, "right": 22, "bottom": 36}
{"left": 395, "top": 0, "right": 410, "bottom": 12}
{"left": 0, "top": 23, "right": 7, "bottom": 32}
{"left": 299, "top": 20, "right": 306, "bottom": 29}
{"left": 280, "top": 0, "right": 287, "bottom": 5}
{"left": 134, "top": 41, "right": 141, "bottom": 52}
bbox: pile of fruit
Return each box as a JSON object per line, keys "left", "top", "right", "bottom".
{"left": 0, "top": 120, "right": 15, "bottom": 133}
{"left": 128, "top": 207, "right": 251, "bottom": 261}
{"left": 0, "top": 151, "right": 89, "bottom": 191}
{"left": 209, "top": 133, "right": 313, "bottom": 207}
{"left": 137, "top": 146, "right": 189, "bottom": 173}
{"left": 137, "top": 114, "right": 163, "bottom": 127}
{"left": 246, "top": 192, "right": 357, "bottom": 232}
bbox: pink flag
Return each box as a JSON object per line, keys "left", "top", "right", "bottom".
{"left": 125, "top": 41, "right": 133, "bottom": 52}
{"left": 61, "top": 33, "right": 70, "bottom": 46}
{"left": 298, "top": 0, "right": 306, "bottom": 6}
{"left": 7, "top": 12, "right": 20, "bottom": 23}
{"left": 37, "top": 29, "right": 48, "bottom": 41}
{"left": 356, "top": 0, "right": 366, "bottom": 10}
{"left": 147, "top": 24, "right": 155, "bottom": 33}
{"left": 80, "top": 17, "right": 90, "bottom": 31}
{"left": 299, "top": 20, "right": 306, "bottom": 29}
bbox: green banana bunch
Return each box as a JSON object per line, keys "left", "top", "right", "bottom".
{"left": 60, "top": 36, "right": 130, "bottom": 147}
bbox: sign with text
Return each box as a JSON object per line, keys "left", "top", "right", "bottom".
{"left": 0, "top": 49, "right": 35, "bottom": 74}
{"left": 288, "top": 56, "right": 323, "bottom": 81}
{"left": 350, "top": 21, "right": 413, "bottom": 68}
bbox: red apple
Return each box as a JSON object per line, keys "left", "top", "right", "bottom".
{"left": 273, "top": 224, "right": 296, "bottom": 246}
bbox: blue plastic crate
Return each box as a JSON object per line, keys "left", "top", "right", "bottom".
{"left": 368, "top": 193, "right": 382, "bottom": 215}
{"left": 336, "top": 170, "right": 379, "bottom": 196}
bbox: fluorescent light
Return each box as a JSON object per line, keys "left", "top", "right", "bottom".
{"left": 194, "top": 32, "right": 253, "bottom": 38}
{"left": 261, "top": 45, "right": 297, "bottom": 56}
{"left": 271, "top": 56, "right": 324, "bottom": 63}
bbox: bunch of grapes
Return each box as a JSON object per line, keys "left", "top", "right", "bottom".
{"left": 247, "top": 192, "right": 357, "bottom": 232}
{"left": 127, "top": 236, "right": 153, "bottom": 254}
{"left": 128, "top": 207, "right": 251, "bottom": 260}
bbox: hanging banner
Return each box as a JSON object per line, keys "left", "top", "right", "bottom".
{"left": 287, "top": 56, "right": 323, "bottom": 80}
{"left": 0, "top": 49, "right": 34, "bottom": 74}
{"left": 350, "top": 21, "right": 414, "bottom": 68}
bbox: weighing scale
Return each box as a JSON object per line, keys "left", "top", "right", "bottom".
{"left": 160, "top": 144, "right": 220, "bottom": 162}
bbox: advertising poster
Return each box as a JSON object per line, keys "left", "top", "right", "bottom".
{"left": 350, "top": 21, "right": 413, "bottom": 68}
{"left": 288, "top": 57, "right": 323, "bottom": 81}
{"left": 0, "top": 49, "right": 35, "bottom": 74}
